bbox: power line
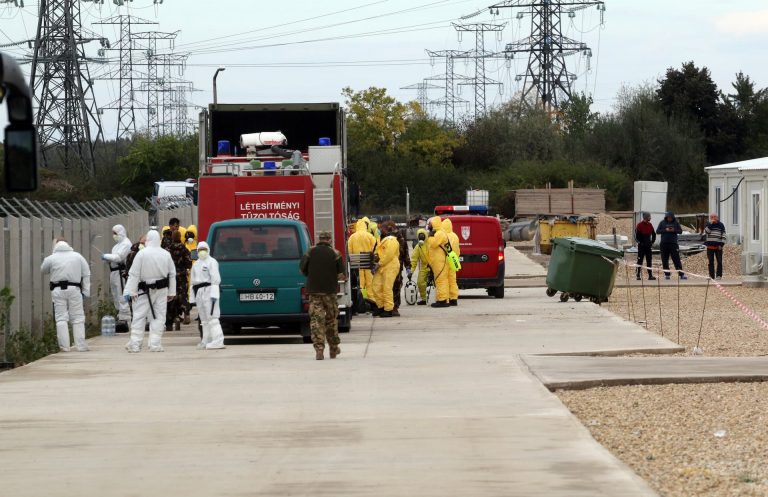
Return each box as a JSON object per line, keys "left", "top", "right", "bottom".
{"left": 493, "top": 0, "right": 606, "bottom": 111}
{"left": 29, "top": 0, "right": 108, "bottom": 174}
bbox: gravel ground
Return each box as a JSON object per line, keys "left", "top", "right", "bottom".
{"left": 605, "top": 283, "right": 768, "bottom": 356}
{"left": 517, "top": 226, "right": 768, "bottom": 496}
{"left": 557, "top": 383, "right": 768, "bottom": 497}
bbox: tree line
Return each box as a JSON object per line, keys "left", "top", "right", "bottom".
{"left": 347, "top": 61, "right": 768, "bottom": 216}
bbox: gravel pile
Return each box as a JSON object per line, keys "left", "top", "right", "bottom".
{"left": 558, "top": 383, "right": 768, "bottom": 497}
{"left": 595, "top": 213, "right": 633, "bottom": 239}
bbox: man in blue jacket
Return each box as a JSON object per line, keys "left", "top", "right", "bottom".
{"left": 656, "top": 211, "right": 687, "bottom": 280}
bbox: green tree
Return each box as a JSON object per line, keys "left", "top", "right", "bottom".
{"left": 343, "top": 87, "right": 462, "bottom": 212}
{"left": 117, "top": 134, "right": 198, "bottom": 201}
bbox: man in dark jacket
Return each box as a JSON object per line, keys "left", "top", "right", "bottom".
{"left": 300, "top": 231, "right": 346, "bottom": 360}
{"left": 704, "top": 212, "right": 726, "bottom": 280}
{"left": 635, "top": 212, "right": 657, "bottom": 280}
{"left": 656, "top": 211, "right": 687, "bottom": 280}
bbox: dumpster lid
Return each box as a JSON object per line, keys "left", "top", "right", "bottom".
{"left": 552, "top": 237, "right": 624, "bottom": 258}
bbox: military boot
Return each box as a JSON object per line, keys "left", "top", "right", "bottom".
{"left": 330, "top": 347, "right": 340, "bottom": 359}
{"left": 315, "top": 349, "right": 324, "bottom": 360}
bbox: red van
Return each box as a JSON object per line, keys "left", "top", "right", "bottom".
{"left": 438, "top": 207, "right": 505, "bottom": 298}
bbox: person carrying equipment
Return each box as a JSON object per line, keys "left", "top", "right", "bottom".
{"left": 189, "top": 242, "right": 226, "bottom": 350}
{"left": 101, "top": 224, "right": 132, "bottom": 328}
{"left": 427, "top": 217, "right": 451, "bottom": 308}
{"left": 409, "top": 228, "right": 430, "bottom": 305}
{"left": 442, "top": 219, "right": 461, "bottom": 306}
{"left": 347, "top": 218, "right": 376, "bottom": 309}
{"left": 123, "top": 230, "right": 176, "bottom": 353}
{"left": 41, "top": 240, "right": 91, "bottom": 352}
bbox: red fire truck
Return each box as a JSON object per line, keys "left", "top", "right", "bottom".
{"left": 196, "top": 102, "right": 353, "bottom": 332}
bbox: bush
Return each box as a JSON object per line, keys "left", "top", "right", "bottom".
{"left": 6, "top": 320, "right": 59, "bottom": 367}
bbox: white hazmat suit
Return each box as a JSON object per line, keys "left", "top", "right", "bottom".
{"left": 189, "top": 242, "right": 225, "bottom": 349}
{"left": 102, "top": 224, "right": 132, "bottom": 324}
{"left": 123, "top": 230, "right": 176, "bottom": 352}
{"left": 41, "top": 241, "right": 91, "bottom": 352}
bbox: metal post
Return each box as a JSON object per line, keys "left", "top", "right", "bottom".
{"left": 213, "top": 67, "right": 226, "bottom": 107}
{"left": 406, "top": 187, "right": 410, "bottom": 222}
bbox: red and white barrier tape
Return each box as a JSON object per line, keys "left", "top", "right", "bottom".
{"left": 605, "top": 257, "right": 768, "bottom": 332}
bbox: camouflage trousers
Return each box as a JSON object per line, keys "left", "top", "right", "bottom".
{"left": 309, "top": 294, "right": 340, "bottom": 353}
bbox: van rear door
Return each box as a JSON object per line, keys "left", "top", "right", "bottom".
{"left": 210, "top": 224, "right": 306, "bottom": 316}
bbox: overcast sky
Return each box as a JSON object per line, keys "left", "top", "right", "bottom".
{"left": 1, "top": 0, "right": 767, "bottom": 137}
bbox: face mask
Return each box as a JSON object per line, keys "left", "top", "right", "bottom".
{"left": 418, "top": 239, "right": 425, "bottom": 246}
{"left": 198, "top": 250, "right": 209, "bottom": 260}
{"left": 138, "top": 243, "right": 145, "bottom": 250}
{"left": 113, "top": 234, "right": 120, "bottom": 242}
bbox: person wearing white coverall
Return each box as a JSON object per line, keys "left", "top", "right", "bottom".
{"left": 101, "top": 224, "right": 132, "bottom": 326}
{"left": 41, "top": 240, "right": 91, "bottom": 352}
{"left": 189, "top": 242, "right": 225, "bottom": 349}
{"left": 122, "top": 230, "right": 176, "bottom": 352}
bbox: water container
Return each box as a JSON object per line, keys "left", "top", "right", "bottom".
{"left": 263, "top": 161, "right": 276, "bottom": 176}
{"left": 217, "top": 140, "right": 231, "bottom": 156}
{"left": 318, "top": 137, "right": 331, "bottom": 146}
{"left": 101, "top": 315, "right": 116, "bottom": 336}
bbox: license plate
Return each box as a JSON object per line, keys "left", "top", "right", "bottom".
{"left": 239, "top": 292, "right": 275, "bottom": 302}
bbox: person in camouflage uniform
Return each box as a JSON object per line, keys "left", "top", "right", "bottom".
{"left": 299, "top": 231, "right": 346, "bottom": 360}
{"left": 161, "top": 226, "right": 173, "bottom": 250}
{"left": 165, "top": 230, "right": 192, "bottom": 331}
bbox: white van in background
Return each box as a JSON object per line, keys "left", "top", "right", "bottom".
{"left": 153, "top": 180, "right": 196, "bottom": 203}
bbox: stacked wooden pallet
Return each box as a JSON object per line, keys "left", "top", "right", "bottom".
{"left": 514, "top": 185, "right": 605, "bottom": 216}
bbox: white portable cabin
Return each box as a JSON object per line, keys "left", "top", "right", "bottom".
{"left": 706, "top": 157, "right": 768, "bottom": 285}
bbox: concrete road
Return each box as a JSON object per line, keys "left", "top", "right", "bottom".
{"left": 0, "top": 288, "right": 676, "bottom": 497}
{"left": 523, "top": 355, "right": 768, "bottom": 390}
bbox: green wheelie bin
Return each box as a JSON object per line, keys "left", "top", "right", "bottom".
{"left": 545, "top": 237, "right": 624, "bottom": 303}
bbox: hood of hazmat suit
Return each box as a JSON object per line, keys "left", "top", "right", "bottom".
{"left": 104, "top": 224, "right": 132, "bottom": 265}
{"left": 185, "top": 225, "right": 198, "bottom": 252}
{"left": 348, "top": 219, "right": 376, "bottom": 254}
{"left": 442, "top": 218, "right": 460, "bottom": 257}
{"left": 41, "top": 241, "right": 91, "bottom": 297}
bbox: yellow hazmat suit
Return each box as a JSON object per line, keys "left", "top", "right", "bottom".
{"left": 185, "top": 225, "right": 198, "bottom": 252}
{"left": 372, "top": 235, "right": 400, "bottom": 312}
{"left": 427, "top": 217, "right": 450, "bottom": 304}
{"left": 442, "top": 219, "right": 461, "bottom": 302}
{"left": 410, "top": 229, "right": 430, "bottom": 302}
{"left": 347, "top": 219, "right": 376, "bottom": 300}
{"left": 369, "top": 221, "right": 381, "bottom": 242}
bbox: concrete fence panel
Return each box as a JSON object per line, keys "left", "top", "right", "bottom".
{"left": 0, "top": 197, "right": 148, "bottom": 348}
